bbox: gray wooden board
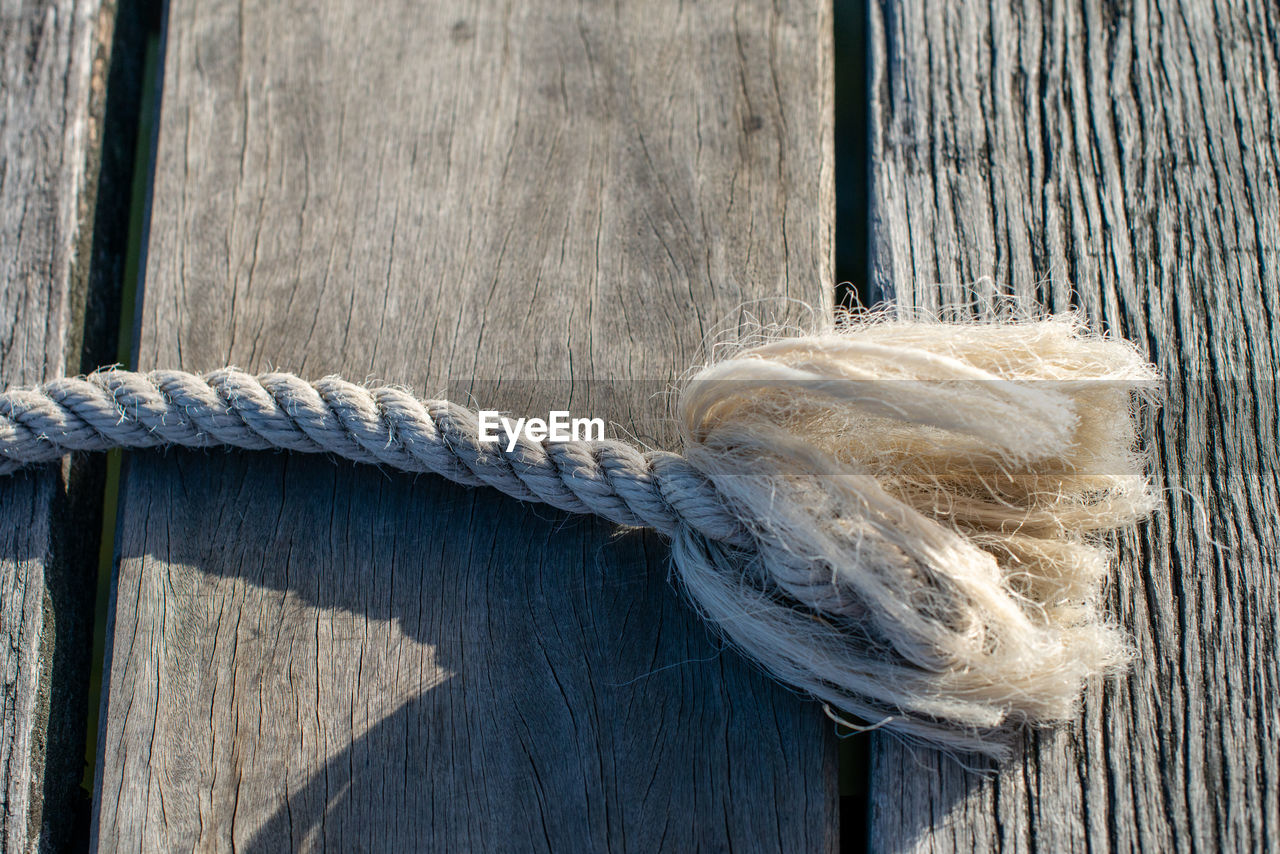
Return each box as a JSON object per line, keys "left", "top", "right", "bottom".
{"left": 92, "top": 1, "right": 838, "bottom": 850}
{"left": 0, "top": 0, "right": 113, "bottom": 849}
{"left": 865, "top": 0, "right": 1279, "bottom": 851}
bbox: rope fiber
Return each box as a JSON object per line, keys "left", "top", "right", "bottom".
{"left": 0, "top": 315, "right": 1157, "bottom": 758}
{"left": 0, "top": 367, "right": 746, "bottom": 546}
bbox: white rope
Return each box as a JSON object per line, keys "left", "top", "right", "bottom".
{"left": 0, "top": 315, "right": 1158, "bottom": 757}
{"left": 0, "top": 367, "right": 748, "bottom": 546}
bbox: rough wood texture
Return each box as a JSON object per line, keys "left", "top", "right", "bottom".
{"left": 0, "top": 0, "right": 112, "bottom": 848}
{"left": 865, "top": 0, "right": 1279, "bottom": 851}
{"left": 93, "top": 1, "right": 837, "bottom": 850}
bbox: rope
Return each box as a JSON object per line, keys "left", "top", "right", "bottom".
{"left": 0, "top": 368, "right": 750, "bottom": 548}
{"left": 0, "top": 317, "right": 1158, "bottom": 757}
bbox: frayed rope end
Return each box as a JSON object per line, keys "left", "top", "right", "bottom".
{"left": 671, "top": 313, "right": 1157, "bottom": 757}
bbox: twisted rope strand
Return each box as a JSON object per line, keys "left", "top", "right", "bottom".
{"left": 0, "top": 317, "right": 1158, "bottom": 757}
{"left": 0, "top": 368, "right": 750, "bottom": 548}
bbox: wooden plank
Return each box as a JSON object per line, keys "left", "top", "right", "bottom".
{"left": 93, "top": 1, "right": 838, "bottom": 850}
{"left": 0, "top": 0, "right": 120, "bottom": 848}
{"left": 865, "top": 0, "right": 1280, "bottom": 851}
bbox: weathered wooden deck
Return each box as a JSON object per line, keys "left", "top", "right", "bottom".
{"left": 1, "top": 0, "right": 1276, "bottom": 851}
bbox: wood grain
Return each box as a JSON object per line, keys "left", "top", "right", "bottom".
{"left": 864, "top": 0, "right": 1279, "bottom": 850}
{"left": 0, "top": 0, "right": 115, "bottom": 848}
{"left": 93, "top": 1, "right": 838, "bottom": 850}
